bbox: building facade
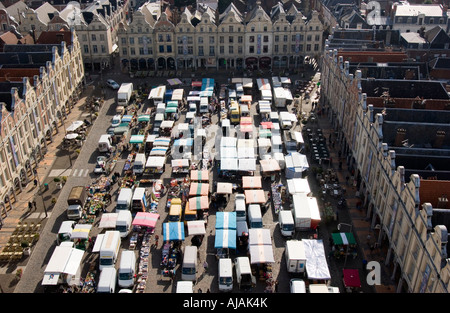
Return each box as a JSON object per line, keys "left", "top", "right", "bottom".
{"left": 0, "top": 29, "right": 84, "bottom": 222}
{"left": 117, "top": 1, "right": 324, "bottom": 72}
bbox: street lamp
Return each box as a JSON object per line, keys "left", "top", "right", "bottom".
{"left": 337, "top": 223, "right": 353, "bottom": 268}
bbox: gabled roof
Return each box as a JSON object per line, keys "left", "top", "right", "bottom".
{"left": 424, "top": 26, "right": 450, "bottom": 45}
{"left": 429, "top": 58, "right": 450, "bottom": 70}
{"left": 219, "top": 2, "right": 243, "bottom": 24}
{"left": 244, "top": 2, "right": 271, "bottom": 24}
{"left": 35, "top": 2, "right": 58, "bottom": 25}
{"left": 36, "top": 30, "right": 72, "bottom": 47}
{"left": 4, "top": 1, "right": 28, "bottom": 24}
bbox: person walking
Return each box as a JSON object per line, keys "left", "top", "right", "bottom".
{"left": 203, "top": 260, "right": 208, "bottom": 273}
{"left": 32, "top": 200, "right": 37, "bottom": 211}
{"left": 28, "top": 201, "right": 33, "bottom": 211}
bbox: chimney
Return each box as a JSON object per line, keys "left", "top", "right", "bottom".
{"left": 394, "top": 128, "right": 406, "bottom": 147}
{"left": 433, "top": 130, "right": 446, "bottom": 149}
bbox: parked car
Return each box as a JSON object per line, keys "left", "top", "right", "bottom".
{"left": 94, "top": 156, "right": 108, "bottom": 174}
{"left": 106, "top": 79, "right": 120, "bottom": 90}
{"left": 111, "top": 114, "right": 122, "bottom": 128}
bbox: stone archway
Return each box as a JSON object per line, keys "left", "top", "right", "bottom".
{"left": 40, "top": 138, "right": 48, "bottom": 155}
{"left": 14, "top": 177, "right": 23, "bottom": 194}
{"left": 0, "top": 202, "right": 7, "bottom": 225}
{"left": 20, "top": 168, "right": 28, "bottom": 187}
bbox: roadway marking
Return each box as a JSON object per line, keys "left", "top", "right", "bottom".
{"left": 71, "top": 169, "right": 89, "bottom": 177}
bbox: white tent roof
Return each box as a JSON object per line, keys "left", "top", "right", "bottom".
{"left": 287, "top": 178, "right": 311, "bottom": 195}
{"left": 220, "top": 137, "right": 237, "bottom": 147}
{"left": 187, "top": 220, "right": 206, "bottom": 236}
{"left": 146, "top": 156, "right": 166, "bottom": 168}
{"left": 239, "top": 158, "right": 257, "bottom": 171}
{"left": 42, "top": 246, "right": 84, "bottom": 285}
{"left": 98, "top": 213, "right": 119, "bottom": 228}
{"left": 220, "top": 158, "right": 238, "bottom": 171}
{"left": 303, "top": 239, "right": 331, "bottom": 280}
{"left": 285, "top": 152, "right": 309, "bottom": 169}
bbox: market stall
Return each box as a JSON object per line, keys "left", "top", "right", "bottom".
{"left": 150, "top": 146, "right": 169, "bottom": 157}
{"left": 71, "top": 224, "right": 92, "bottom": 251}
{"left": 190, "top": 170, "right": 209, "bottom": 182}
{"left": 188, "top": 196, "right": 209, "bottom": 211}
{"left": 216, "top": 182, "right": 233, "bottom": 196}
{"left": 343, "top": 269, "right": 361, "bottom": 293}
{"left": 287, "top": 178, "right": 311, "bottom": 195}
{"left": 132, "top": 212, "right": 160, "bottom": 233}
{"left": 162, "top": 222, "right": 185, "bottom": 242}
{"left": 189, "top": 183, "right": 210, "bottom": 197}
{"left": 145, "top": 156, "right": 166, "bottom": 175}
{"left": 98, "top": 213, "right": 118, "bottom": 229}
{"left": 271, "top": 182, "right": 286, "bottom": 214}
{"left": 171, "top": 159, "right": 190, "bottom": 174}
{"left": 285, "top": 152, "right": 309, "bottom": 179}
{"left": 331, "top": 232, "right": 357, "bottom": 259}
{"left": 215, "top": 212, "right": 237, "bottom": 230}
{"left": 303, "top": 239, "right": 331, "bottom": 283}
{"left": 242, "top": 176, "right": 262, "bottom": 189}
{"left": 42, "top": 245, "right": 84, "bottom": 288}
{"left": 187, "top": 220, "right": 206, "bottom": 236}
{"left": 238, "top": 158, "right": 257, "bottom": 175}
{"left": 160, "top": 120, "right": 174, "bottom": 136}
{"left": 244, "top": 189, "right": 266, "bottom": 204}
{"left": 259, "top": 158, "right": 281, "bottom": 178}
{"left": 215, "top": 212, "right": 237, "bottom": 258}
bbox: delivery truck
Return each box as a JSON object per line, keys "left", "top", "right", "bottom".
{"left": 292, "top": 193, "right": 321, "bottom": 230}
{"left": 285, "top": 240, "right": 306, "bottom": 275}
{"left": 279, "top": 210, "right": 295, "bottom": 237}
{"left": 235, "top": 256, "right": 255, "bottom": 291}
{"left": 117, "top": 83, "right": 133, "bottom": 106}
{"left": 181, "top": 246, "right": 198, "bottom": 281}
{"left": 66, "top": 186, "right": 87, "bottom": 219}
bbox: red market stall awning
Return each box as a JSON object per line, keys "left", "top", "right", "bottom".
{"left": 190, "top": 170, "right": 209, "bottom": 181}
{"left": 343, "top": 269, "right": 361, "bottom": 288}
{"left": 260, "top": 121, "right": 274, "bottom": 129}
{"left": 244, "top": 189, "right": 266, "bottom": 204}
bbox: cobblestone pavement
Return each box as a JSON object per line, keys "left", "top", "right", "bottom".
{"left": 1, "top": 61, "right": 395, "bottom": 293}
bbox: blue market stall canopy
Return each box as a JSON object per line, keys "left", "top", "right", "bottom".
{"left": 214, "top": 229, "right": 237, "bottom": 249}
{"left": 121, "top": 115, "right": 133, "bottom": 124}
{"left": 215, "top": 212, "right": 237, "bottom": 230}
{"left": 163, "top": 222, "right": 185, "bottom": 241}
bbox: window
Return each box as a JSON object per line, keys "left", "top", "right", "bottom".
{"left": 93, "top": 45, "right": 98, "bottom": 53}
{"left": 121, "top": 37, "right": 126, "bottom": 44}
{"left": 198, "top": 37, "right": 203, "bottom": 43}
{"left": 122, "top": 48, "right": 127, "bottom": 55}
{"left": 220, "top": 46, "right": 224, "bottom": 54}
{"left": 91, "top": 34, "right": 96, "bottom": 41}
{"left": 307, "top": 35, "right": 312, "bottom": 41}
{"left": 166, "top": 34, "right": 171, "bottom": 42}
{"left": 101, "top": 45, "right": 106, "bottom": 53}
{"left": 298, "top": 44, "right": 303, "bottom": 52}
{"left": 251, "top": 27, "right": 255, "bottom": 32}
{"left": 167, "top": 45, "right": 172, "bottom": 53}
{"left": 238, "top": 36, "right": 243, "bottom": 43}
{"left": 283, "top": 35, "right": 288, "bottom": 42}
{"left": 129, "top": 37, "right": 134, "bottom": 44}
{"left": 179, "top": 28, "right": 183, "bottom": 32}
{"left": 250, "top": 36, "right": 255, "bottom": 43}
{"left": 130, "top": 47, "right": 135, "bottom": 55}
{"left": 275, "top": 35, "right": 279, "bottom": 42}
{"left": 263, "top": 26, "right": 267, "bottom": 32}
{"left": 283, "top": 45, "right": 287, "bottom": 53}
{"left": 158, "top": 34, "right": 163, "bottom": 42}
{"left": 209, "top": 36, "right": 214, "bottom": 44}
{"left": 229, "top": 26, "right": 233, "bottom": 32}
{"left": 229, "top": 36, "right": 233, "bottom": 43}
{"left": 291, "top": 45, "right": 296, "bottom": 52}
{"left": 138, "top": 37, "right": 143, "bottom": 44}
{"left": 306, "top": 44, "right": 311, "bottom": 51}
{"left": 263, "top": 36, "right": 268, "bottom": 42}
{"left": 314, "top": 44, "right": 319, "bottom": 51}
{"left": 140, "top": 47, "right": 145, "bottom": 55}
{"left": 100, "top": 34, "right": 105, "bottom": 41}
{"left": 198, "top": 46, "right": 204, "bottom": 56}
{"left": 178, "top": 46, "right": 183, "bottom": 54}
{"left": 249, "top": 46, "right": 254, "bottom": 53}
{"left": 84, "top": 45, "right": 89, "bottom": 53}
{"left": 315, "top": 35, "right": 320, "bottom": 41}
{"left": 274, "top": 45, "right": 279, "bottom": 53}
{"left": 82, "top": 34, "right": 87, "bottom": 41}
{"left": 209, "top": 46, "right": 214, "bottom": 56}
{"left": 188, "top": 46, "right": 193, "bottom": 54}
{"left": 263, "top": 45, "right": 268, "bottom": 53}
{"left": 228, "top": 46, "right": 233, "bottom": 54}
{"left": 238, "top": 46, "right": 243, "bottom": 54}
{"left": 220, "top": 36, "right": 224, "bottom": 43}
{"left": 159, "top": 45, "right": 164, "bottom": 53}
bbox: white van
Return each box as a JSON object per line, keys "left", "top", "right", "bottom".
{"left": 199, "top": 97, "right": 209, "bottom": 113}
{"left": 285, "top": 240, "right": 306, "bottom": 274}
{"left": 290, "top": 279, "right": 306, "bottom": 293}
{"left": 235, "top": 194, "right": 246, "bottom": 222}
{"left": 133, "top": 153, "right": 146, "bottom": 175}
{"left": 279, "top": 210, "right": 295, "bottom": 237}
{"left": 131, "top": 187, "right": 147, "bottom": 211}
{"left": 181, "top": 246, "right": 198, "bottom": 281}
{"left": 67, "top": 204, "right": 83, "bottom": 220}
{"left": 97, "top": 267, "right": 117, "bottom": 293}
{"left": 176, "top": 281, "right": 194, "bottom": 293}
{"left": 116, "top": 210, "right": 132, "bottom": 238}
{"left": 116, "top": 188, "right": 133, "bottom": 211}
{"left": 218, "top": 258, "right": 233, "bottom": 292}
{"left": 57, "top": 221, "right": 75, "bottom": 244}
{"left": 118, "top": 250, "right": 137, "bottom": 288}
{"left": 98, "top": 134, "right": 112, "bottom": 153}
{"left": 99, "top": 231, "right": 121, "bottom": 271}
{"left": 248, "top": 204, "right": 263, "bottom": 228}
{"left": 235, "top": 257, "right": 255, "bottom": 290}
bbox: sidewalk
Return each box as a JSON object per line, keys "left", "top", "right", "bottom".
{"left": 0, "top": 88, "right": 93, "bottom": 265}
{"left": 314, "top": 111, "right": 396, "bottom": 293}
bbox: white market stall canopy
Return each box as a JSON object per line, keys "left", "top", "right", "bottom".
{"left": 154, "top": 137, "right": 171, "bottom": 147}
{"left": 146, "top": 156, "right": 166, "bottom": 168}
{"left": 220, "top": 137, "right": 237, "bottom": 147}
{"left": 171, "top": 159, "right": 190, "bottom": 168}
{"left": 216, "top": 182, "right": 233, "bottom": 195}
{"left": 220, "top": 158, "right": 238, "bottom": 171}
{"left": 220, "top": 146, "right": 238, "bottom": 159}
{"left": 187, "top": 220, "right": 206, "bottom": 236}
{"left": 248, "top": 228, "right": 272, "bottom": 246}
{"left": 150, "top": 146, "right": 168, "bottom": 156}
{"left": 171, "top": 88, "right": 184, "bottom": 100}
{"left": 260, "top": 159, "right": 281, "bottom": 173}
{"left": 239, "top": 158, "right": 257, "bottom": 172}
{"left": 42, "top": 246, "right": 84, "bottom": 286}
{"left": 287, "top": 178, "right": 311, "bottom": 195}
{"left": 303, "top": 239, "right": 331, "bottom": 281}
{"left": 98, "top": 213, "right": 118, "bottom": 228}
{"left": 285, "top": 152, "right": 309, "bottom": 179}
{"left": 64, "top": 133, "right": 79, "bottom": 140}
{"left": 249, "top": 244, "right": 275, "bottom": 264}
{"left": 148, "top": 85, "right": 166, "bottom": 99}
{"left": 160, "top": 120, "right": 174, "bottom": 129}
{"left": 66, "top": 120, "right": 84, "bottom": 133}
{"left": 130, "top": 135, "right": 145, "bottom": 144}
